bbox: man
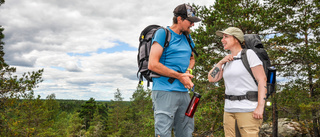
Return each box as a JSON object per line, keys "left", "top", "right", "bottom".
{"left": 148, "top": 3, "right": 201, "bottom": 137}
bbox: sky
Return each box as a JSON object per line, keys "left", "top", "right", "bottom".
{"left": 0, "top": 0, "right": 214, "bottom": 101}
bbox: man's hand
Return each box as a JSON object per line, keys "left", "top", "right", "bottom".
{"left": 178, "top": 73, "right": 194, "bottom": 89}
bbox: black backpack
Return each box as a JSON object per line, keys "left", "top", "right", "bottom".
{"left": 240, "top": 34, "right": 271, "bottom": 85}
{"left": 137, "top": 25, "right": 197, "bottom": 86}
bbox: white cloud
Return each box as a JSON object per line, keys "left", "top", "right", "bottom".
{"left": 0, "top": 0, "right": 213, "bottom": 100}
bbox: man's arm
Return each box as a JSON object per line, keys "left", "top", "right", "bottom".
{"left": 186, "top": 52, "right": 195, "bottom": 74}
{"left": 148, "top": 42, "right": 194, "bottom": 89}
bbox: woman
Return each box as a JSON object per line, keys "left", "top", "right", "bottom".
{"left": 208, "top": 27, "right": 267, "bottom": 137}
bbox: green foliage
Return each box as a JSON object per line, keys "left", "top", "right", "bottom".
{"left": 58, "top": 99, "right": 86, "bottom": 113}
{"left": 79, "top": 98, "right": 97, "bottom": 130}
{"left": 191, "top": 0, "right": 319, "bottom": 136}
{"left": 77, "top": 97, "right": 109, "bottom": 136}
{"left": 191, "top": 0, "right": 281, "bottom": 135}
{"left": 53, "top": 111, "right": 69, "bottom": 136}
{"left": 107, "top": 88, "right": 129, "bottom": 135}
{"left": 114, "top": 88, "right": 124, "bottom": 101}
{"left": 85, "top": 113, "right": 108, "bottom": 137}
{"left": 105, "top": 85, "right": 154, "bottom": 136}
{"left": 264, "top": 0, "right": 320, "bottom": 136}
{"left": 0, "top": 25, "right": 45, "bottom": 135}
{"left": 126, "top": 85, "right": 154, "bottom": 136}
{"left": 194, "top": 84, "right": 225, "bottom": 136}
{"left": 67, "top": 112, "right": 85, "bottom": 136}
{"left": 0, "top": 26, "right": 45, "bottom": 135}
{"left": 0, "top": 93, "right": 59, "bottom": 136}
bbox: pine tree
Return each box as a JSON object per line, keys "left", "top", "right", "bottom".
{"left": 0, "top": 15, "right": 44, "bottom": 135}
{"left": 67, "top": 112, "right": 85, "bottom": 136}
{"left": 122, "top": 85, "right": 154, "bottom": 136}
{"left": 191, "top": 0, "right": 279, "bottom": 135}
{"left": 85, "top": 112, "right": 108, "bottom": 137}
{"left": 265, "top": 0, "right": 320, "bottom": 136}
{"left": 79, "top": 98, "right": 97, "bottom": 130}
{"left": 53, "top": 111, "right": 69, "bottom": 136}
{"left": 106, "top": 88, "right": 128, "bottom": 136}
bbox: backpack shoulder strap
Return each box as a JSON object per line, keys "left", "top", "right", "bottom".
{"left": 184, "top": 34, "right": 198, "bottom": 56}
{"left": 241, "top": 49, "right": 258, "bottom": 85}
{"left": 162, "top": 27, "right": 171, "bottom": 48}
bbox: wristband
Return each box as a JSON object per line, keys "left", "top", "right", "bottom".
{"left": 187, "top": 68, "right": 193, "bottom": 75}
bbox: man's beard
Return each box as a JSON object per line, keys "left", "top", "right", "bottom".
{"left": 182, "top": 30, "right": 190, "bottom": 35}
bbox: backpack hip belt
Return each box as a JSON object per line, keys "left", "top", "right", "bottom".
{"left": 225, "top": 91, "right": 258, "bottom": 101}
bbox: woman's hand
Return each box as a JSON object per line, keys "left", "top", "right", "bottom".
{"left": 252, "top": 106, "right": 264, "bottom": 119}
{"left": 219, "top": 54, "right": 234, "bottom": 65}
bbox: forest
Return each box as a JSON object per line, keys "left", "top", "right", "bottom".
{"left": 1, "top": 0, "right": 319, "bottom": 136}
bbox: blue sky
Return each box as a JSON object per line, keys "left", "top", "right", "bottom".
{"left": 0, "top": 0, "right": 213, "bottom": 101}
{"left": 67, "top": 40, "right": 136, "bottom": 56}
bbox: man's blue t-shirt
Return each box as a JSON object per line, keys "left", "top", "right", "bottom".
{"left": 151, "top": 26, "right": 195, "bottom": 92}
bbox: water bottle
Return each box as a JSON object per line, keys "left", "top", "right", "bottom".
{"left": 267, "top": 66, "right": 276, "bottom": 85}
{"left": 185, "top": 86, "right": 201, "bottom": 118}
{"left": 266, "top": 66, "right": 277, "bottom": 99}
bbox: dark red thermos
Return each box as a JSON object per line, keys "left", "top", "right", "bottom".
{"left": 185, "top": 86, "right": 201, "bottom": 118}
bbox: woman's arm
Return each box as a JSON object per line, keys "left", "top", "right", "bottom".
{"left": 251, "top": 65, "right": 267, "bottom": 119}
{"left": 208, "top": 64, "right": 223, "bottom": 83}
{"left": 208, "top": 55, "right": 234, "bottom": 82}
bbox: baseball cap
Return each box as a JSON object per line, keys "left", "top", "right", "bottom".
{"left": 173, "top": 4, "right": 201, "bottom": 23}
{"left": 216, "top": 27, "right": 244, "bottom": 43}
